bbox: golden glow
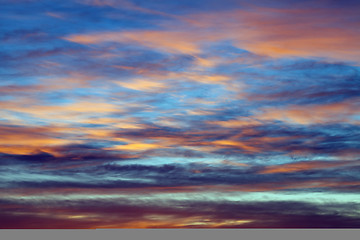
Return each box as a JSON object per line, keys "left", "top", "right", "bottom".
{"left": 106, "top": 142, "right": 163, "bottom": 151}
{"left": 117, "top": 79, "right": 167, "bottom": 92}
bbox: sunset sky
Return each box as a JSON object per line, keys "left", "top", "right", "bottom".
{"left": 1, "top": 0, "right": 360, "bottom": 228}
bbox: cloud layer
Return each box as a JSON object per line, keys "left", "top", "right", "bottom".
{"left": 1, "top": 0, "right": 360, "bottom": 228}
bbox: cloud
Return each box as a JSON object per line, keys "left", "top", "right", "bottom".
{"left": 0, "top": 100, "right": 124, "bottom": 123}
{"left": 117, "top": 79, "right": 168, "bottom": 92}
{"left": 3, "top": 157, "right": 360, "bottom": 193}
{"left": 1, "top": 198, "right": 360, "bottom": 228}
{"left": 65, "top": 30, "right": 205, "bottom": 54}
{"left": 64, "top": 5, "right": 360, "bottom": 62}
{"left": 2, "top": 0, "right": 360, "bottom": 229}
{"left": 0, "top": 124, "right": 80, "bottom": 155}
{"left": 256, "top": 98, "right": 360, "bottom": 125}
{"left": 246, "top": 60, "right": 360, "bottom": 106}
{"left": 258, "top": 160, "right": 359, "bottom": 174}
{"left": 106, "top": 142, "right": 164, "bottom": 152}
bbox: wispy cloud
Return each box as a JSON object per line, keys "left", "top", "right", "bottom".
{"left": 1, "top": 0, "right": 360, "bottom": 228}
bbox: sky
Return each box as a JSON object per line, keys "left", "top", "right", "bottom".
{"left": 1, "top": 0, "right": 360, "bottom": 228}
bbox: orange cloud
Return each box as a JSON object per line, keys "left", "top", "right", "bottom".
{"left": 0, "top": 100, "right": 122, "bottom": 122}
{"left": 186, "top": 7, "right": 360, "bottom": 62}
{"left": 95, "top": 216, "right": 253, "bottom": 229}
{"left": 107, "top": 143, "right": 161, "bottom": 151}
{"left": 256, "top": 99, "right": 360, "bottom": 124}
{"left": 64, "top": 7, "right": 360, "bottom": 62}
{"left": 111, "top": 68, "right": 232, "bottom": 92}
{"left": 207, "top": 117, "right": 262, "bottom": 128}
{"left": 65, "top": 30, "right": 206, "bottom": 54}
{"left": 259, "top": 160, "right": 358, "bottom": 174}
{"left": 212, "top": 139, "right": 260, "bottom": 152}
{"left": 0, "top": 125, "right": 81, "bottom": 155}
{"left": 116, "top": 79, "right": 167, "bottom": 92}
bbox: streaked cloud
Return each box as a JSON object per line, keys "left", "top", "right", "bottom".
{"left": 1, "top": 0, "right": 360, "bottom": 229}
